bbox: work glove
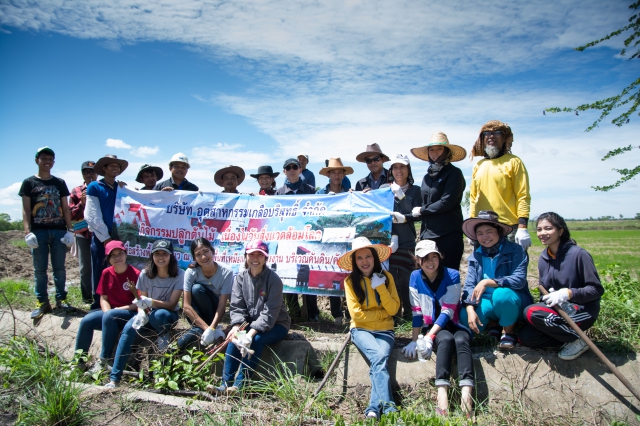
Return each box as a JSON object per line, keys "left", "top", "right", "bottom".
{"left": 514, "top": 228, "right": 532, "bottom": 249}
{"left": 389, "top": 235, "right": 399, "bottom": 253}
{"left": 371, "top": 272, "right": 386, "bottom": 290}
{"left": 232, "top": 332, "right": 253, "bottom": 358}
{"left": 328, "top": 191, "right": 336, "bottom": 195}
{"left": 402, "top": 341, "right": 417, "bottom": 359}
{"left": 389, "top": 183, "right": 405, "bottom": 200}
{"left": 411, "top": 206, "right": 422, "bottom": 218}
{"left": 542, "top": 288, "right": 570, "bottom": 308}
{"left": 132, "top": 311, "right": 149, "bottom": 330}
{"left": 134, "top": 296, "right": 153, "bottom": 310}
{"left": 60, "top": 231, "right": 74, "bottom": 247}
{"left": 201, "top": 325, "right": 225, "bottom": 346}
{"left": 391, "top": 212, "right": 406, "bottom": 224}
{"left": 419, "top": 334, "right": 434, "bottom": 359}
{"left": 25, "top": 233, "right": 39, "bottom": 249}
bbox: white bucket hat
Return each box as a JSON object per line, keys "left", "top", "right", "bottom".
{"left": 415, "top": 240, "right": 442, "bottom": 258}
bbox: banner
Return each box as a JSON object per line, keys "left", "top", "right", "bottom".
{"left": 113, "top": 187, "right": 394, "bottom": 296}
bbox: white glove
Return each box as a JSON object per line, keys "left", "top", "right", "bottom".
{"left": 391, "top": 212, "right": 406, "bottom": 224}
{"left": 390, "top": 183, "right": 405, "bottom": 200}
{"left": 328, "top": 191, "right": 336, "bottom": 195}
{"left": 213, "top": 326, "right": 225, "bottom": 341}
{"left": 132, "top": 311, "right": 149, "bottom": 330}
{"left": 371, "top": 272, "right": 386, "bottom": 289}
{"left": 25, "top": 233, "right": 39, "bottom": 249}
{"left": 402, "top": 341, "right": 417, "bottom": 359}
{"left": 389, "top": 235, "right": 399, "bottom": 253}
{"left": 134, "top": 296, "right": 153, "bottom": 310}
{"left": 420, "top": 334, "right": 434, "bottom": 359}
{"left": 542, "top": 288, "right": 570, "bottom": 308}
{"left": 60, "top": 231, "right": 74, "bottom": 247}
{"left": 200, "top": 328, "right": 216, "bottom": 346}
{"left": 411, "top": 206, "right": 422, "bottom": 218}
{"left": 232, "top": 333, "right": 253, "bottom": 358}
{"left": 515, "top": 228, "right": 532, "bottom": 249}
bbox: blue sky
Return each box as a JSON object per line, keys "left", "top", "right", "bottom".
{"left": 1, "top": 0, "right": 639, "bottom": 222}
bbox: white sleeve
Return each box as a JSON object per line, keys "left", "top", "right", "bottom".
{"left": 85, "top": 194, "right": 111, "bottom": 242}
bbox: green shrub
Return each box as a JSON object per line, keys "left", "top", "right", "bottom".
{"left": 146, "top": 347, "right": 222, "bottom": 391}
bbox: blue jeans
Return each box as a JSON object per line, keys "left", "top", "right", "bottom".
{"left": 350, "top": 328, "right": 397, "bottom": 417}
{"left": 110, "top": 309, "right": 178, "bottom": 383}
{"left": 75, "top": 309, "right": 137, "bottom": 361}
{"left": 222, "top": 324, "right": 288, "bottom": 389}
{"left": 32, "top": 229, "right": 67, "bottom": 303}
{"left": 177, "top": 284, "right": 220, "bottom": 349}
{"left": 460, "top": 287, "right": 524, "bottom": 332}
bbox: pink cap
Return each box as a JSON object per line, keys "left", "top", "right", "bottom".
{"left": 105, "top": 240, "right": 126, "bottom": 256}
{"left": 245, "top": 240, "right": 269, "bottom": 257}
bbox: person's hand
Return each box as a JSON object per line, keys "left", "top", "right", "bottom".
{"left": 81, "top": 188, "right": 86, "bottom": 205}
{"left": 402, "top": 341, "right": 417, "bottom": 359}
{"left": 371, "top": 273, "right": 386, "bottom": 289}
{"left": 232, "top": 333, "right": 254, "bottom": 358}
{"left": 328, "top": 191, "right": 336, "bottom": 195}
{"left": 132, "top": 311, "right": 149, "bottom": 330}
{"left": 389, "top": 235, "right": 399, "bottom": 253}
{"left": 134, "top": 296, "right": 153, "bottom": 310}
{"left": 213, "top": 325, "right": 226, "bottom": 341}
{"left": 227, "top": 325, "right": 240, "bottom": 340}
{"left": 201, "top": 327, "right": 216, "bottom": 346}
{"left": 515, "top": 228, "right": 532, "bottom": 249}
{"left": 420, "top": 334, "right": 434, "bottom": 359}
{"left": 542, "top": 288, "right": 570, "bottom": 308}
{"left": 117, "top": 181, "right": 127, "bottom": 188}
{"left": 389, "top": 183, "right": 405, "bottom": 200}
{"left": 60, "top": 231, "right": 74, "bottom": 247}
{"left": 24, "top": 232, "right": 39, "bottom": 249}
{"left": 471, "top": 280, "right": 490, "bottom": 302}
{"left": 467, "top": 308, "right": 483, "bottom": 334}
{"left": 362, "top": 188, "right": 372, "bottom": 193}
{"left": 161, "top": 187, "right": 174, "bottom": 192}
{"left": 391, "top": 212, "right": 406, "bottom": 224}
{"left": 411, "top": 206, "right": 422, "bottom": 217}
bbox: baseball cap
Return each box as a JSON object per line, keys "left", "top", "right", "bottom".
{"left": 81, "top": 161, "right": 96, "bottom": 170}
{"left": 246, "top": 240, "right": 269, "bottom": 257}
{"left": 105, "top": 240, "right": 126, "bottom": 256}
{"left": 151, "top": 239, "right": 174, "bottom": 254}
{"left": 35, "top": 146, "right": 55, "bottom": 159}
{"left": 414, "top": 240, "right": 442, "bottom": 258}
{"left": 283, "top": 158, "right": 300, "bottom": 168}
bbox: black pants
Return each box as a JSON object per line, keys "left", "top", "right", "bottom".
{"left": 388, "top": 265, "right": 412, "bottom": 318}
{"left": 177, "top": 283, "right": 219, "bottom": 349}
{"left": 429, "top": 232, "right": 464, "bottom": 271}
{"left": 433, "top": 324, "right": 474, "bottom": 387}
{"left": 518, "top": 303, "right": 596, "bottom": 348}
{"left": 285, "top": 294, "right": 319, "bottom": 319}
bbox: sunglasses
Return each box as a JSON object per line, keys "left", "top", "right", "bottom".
{"left": 285, "top": 164, "right": 300, "bottom": 171}
{"left": 82, "top": 170, "right": 96, "bottom": 175}
{"left": 365, "top": 156, "right": 382, "bottom": 164}
{"left": 482, "top": 131, "right": 503, "bottom": 137}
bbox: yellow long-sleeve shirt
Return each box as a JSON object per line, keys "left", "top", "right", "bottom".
{"left": 345, "top": 270, "right": 400, "bottom": 331}
{"left": 469, "top": 153, "right": 531, "bottom": 226}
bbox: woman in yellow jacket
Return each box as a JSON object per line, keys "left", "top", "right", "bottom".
{"left": 338, "top": 236, "right": 400, "bottom": 421}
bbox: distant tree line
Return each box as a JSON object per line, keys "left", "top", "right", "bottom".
{"left": 0, "top": 213, "right": 23, "bottom": 231}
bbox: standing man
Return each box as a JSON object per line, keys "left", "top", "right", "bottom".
{"left": 316, "top": 158, "right": 354, "bottom": 324}
{"left": 354, "top": 143, "right": 390, "bottom": 191}
{"left": 154, "top": 153, "right": 199, "bottom": 191}
{"left": 69, "top": 160, "right": 97, "bottom": 304}
{"left": 135, "top": 164, "right": 163, "bottom": 191}
{"left": 285, "top": 152, "right": 316, "bottom": 189}
{"left": 19, "top": 147, "right": 75, "bottom": 319}
{"left": 214, "top": 165, "right": 245, "bottom": 193}
{"left": 469, "top": 120, "right": 532, "bottom": 249}
{"left": 85, "top": 154, "right": 129, "bottom": 310}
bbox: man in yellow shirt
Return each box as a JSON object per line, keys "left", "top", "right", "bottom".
{"left": 469, "top": 120, "right": 532, "bottom": 249}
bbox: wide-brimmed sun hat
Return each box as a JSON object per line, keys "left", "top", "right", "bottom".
{"left": 319, "top": 158, "right": 354, "bottom": 177}
{"left": 250, "top": 165, "right": 280, "bottom": 179}
{"left": 214, "top": 165, "right": 246, "bottom": 187}
{"left": 94, "top": 154, "right": 128, "bottom": 176}
{"left": 414, "top": 240, "right": 442, "bottom": 258}
{"left": 411, "top": 132, "right": 467, "bottom": 163}
{"left": 136, "top": 164, "right": 164, "bottom": 183}
{"left": 462, "top": 210, "right": 513, "bottom": 241}
{"left": 355, "top": 143, "right": 390, "bottom": 163}
{"left": 337, "top": 236, "right": 392, "bottom": 271}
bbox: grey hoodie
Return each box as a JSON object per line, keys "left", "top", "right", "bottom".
{"left": 230, "top": 267, "right": 291, "bottom": 333}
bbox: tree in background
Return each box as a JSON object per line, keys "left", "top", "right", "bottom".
{"left": 0, "top": 213, "right": 23, "bottom": 231}
{"left": 546, "top": 1, "right": 639, "bottom": 191}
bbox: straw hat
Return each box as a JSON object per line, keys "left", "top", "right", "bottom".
{"left": 319, "top": 158, "right": 354, "bottom": 177}
{"left": 461, "top": 210, "right": 513, "bottom": 241}
{"left": 355, "top": 143, "right": 390, "bottom": 163}
{"left": 94, "top": 154, "right": 128, "bottom": 176}
{"left": 410, "top": 132, "right": 467, "bottom": 163}
{"left": 214, "top": 165, "right": 246, "bottom": 187}
{"left": 337, "top": 237, "right": 392, "bottom": 271}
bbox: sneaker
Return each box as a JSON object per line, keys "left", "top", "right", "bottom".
{"left": 88, "top": 358, "right": 107, "bottom": 375}
{"left": 488, "top": 326, "right": 502, "bottom": 341}
{"left": 30, "top": 301, "right": 52, "bottom": 319}
{"left": 498, "top": 333, "right": 516, "bottom": 350}
{"left": 366, "top": 411, "right": 379, "bottom": 420}
{"left": 334, "top": 316, "right": 344, "bottom": 326}
{"left": 104, "top": 381, "right": 119, "bottom": 389}
{"left": 558, "top": 338, "right": 589, "bottom": 360}
{"left": 55, "top": 299, "right": 77, "bottom": 312}
{"left": 207, "top": 383, "right": 238, "bottom": 396}
{"left": 156, "top": 333, "right": 170, "bottom": 351}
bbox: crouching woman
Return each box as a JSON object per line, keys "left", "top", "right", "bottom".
{"left": 402, "top": 239, "right": 473, "bottom": 416}
{"left": 214, "top": 240, "right": 291, "bottom": 394}
{"left": 338, "top": 237, "right": 400, "bottom": 421}
{"left": 518, "top": 212, "right": 604, "bottom": 360}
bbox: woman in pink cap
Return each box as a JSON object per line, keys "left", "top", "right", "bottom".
{"left": 72, "top": 240, "right": 140, "bottom": 373}
{"left": 213, "top": 240, "right": 291, "bottom": 394}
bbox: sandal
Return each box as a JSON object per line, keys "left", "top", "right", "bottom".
{"left": 435, "top": 406, "right": 448, "bottom": 417}
{"left": 499, "top": 333, "right": 517, "bottom": 350}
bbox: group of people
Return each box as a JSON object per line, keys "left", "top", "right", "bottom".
{"left": 18, "top": 119, "right": 604, "bottom": 420}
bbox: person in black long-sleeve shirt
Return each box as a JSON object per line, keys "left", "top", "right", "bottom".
{"left": 518, "top": 212, "right": 604, "bottom": 360}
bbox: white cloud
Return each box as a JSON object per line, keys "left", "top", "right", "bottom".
{"left": 131, "top": 146, "right": 160, "bottom": 157}
{"left": 0, "top": 182, "right": 24, "bottom": 222}
{"left": 105, "top": 138, "right": 132, "bottom": 149}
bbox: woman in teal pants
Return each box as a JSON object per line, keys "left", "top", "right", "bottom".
{"left": 459, "top": 211, "right": 533, "bottom": 350}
